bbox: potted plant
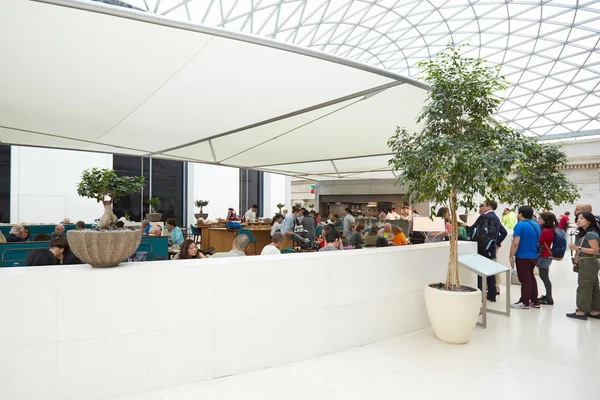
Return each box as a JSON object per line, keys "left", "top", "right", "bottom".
{"left": 146, "top": 197, "right": 162, "bottom": 222}
{"left": 308, "top": 203, "right": 315, "bottom": 210}
{"left": 277, "top": 203, "right": 285, "bottom": 214}
{"left": 72, "top": 168, "right": 145, "bottom": 268}
{"left": 294, "top": 202, "right": 303, "bottom": 209}
{"left": 388, "top": 44, "right": 578, "bottom": 344}
{"left": 194, "top": 200, "right": 209, "bottom": 220}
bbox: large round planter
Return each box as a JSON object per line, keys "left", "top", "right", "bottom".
{"left": 195, "top": 213, "right": 208, "bottom": 220}
{"left": 146, "top": 213, "right": 162, "bottom": 222}
{"left": 424, "top": 283, "right": 481, "bottom": 344}
{"left": 67, "top": 230, "right": 142, "bottom": 268}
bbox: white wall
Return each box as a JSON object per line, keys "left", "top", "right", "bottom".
{"left": 187, "top": 163, "right": 239, "bottom": 223}
{"left": 0, "top": 242, "right": 477, "bottom": 400}
{"left": 10, "top": 147, "right": 112, "bottom": 224}
{"left": 262, "top": 172, "right": 286, "bottom": 218}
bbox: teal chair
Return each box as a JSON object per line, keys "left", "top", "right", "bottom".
{"left": 189, "top": 225, "right": 202, "bottom": 244}
{"left": 237, "top": 228, "right": 258, "bottom": 255}
{"left": 315, "top": 226, "right": 323, "bottom": 237}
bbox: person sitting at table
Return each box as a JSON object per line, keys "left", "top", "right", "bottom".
{"left": 348, "top": 224, "right": 365, "bottom": 248}
{"left": 211, "top": 234, "right": 250, "bottom": 258}
{"left": 49, "top": 237, "right": 80, "bottom": 265}
{"left": 392, "top": 226, "right": 408, "bottom": 246}
{"left": 244, "top": 204, "right": 259, "bottom": 223}
{"left": 165, "top": 218, "right": 184, "bottom": 246}
{"left": 51, "top": 224, "right": 66, "bottom": 240}
{"left": 26, "top": 249, "right": 57, "bottom": 266}
{"left": 32, "top": 233, "right": 51, "bottom": 242}
{"left": 62, "top": 218, "right": 71, "bottom": 224}
{"left": 319, "top": 229, "right": 341, "bottom": 251}
{"left": 0, "top": 231, "right": 5, "bottom": 244}
{"left": 149, "top": 225, "right": 162, "bottom": 237}
{"left": 75, "top": 221, "right": 86, "bottom": 231}
{"left": 378, "top": 223, "right": 395, "bottom": 241}
{"left": 376, "top": 237, "right": 389, "bottom": 248}
{"left": 140, "top": 220, "right": 151, "bottom": 235}
{"left": 173, "top": 239, "right": 207, "bottom": 260}
{"left": 270, "top": 214, "right": 283, "bottom": 237}
{"left": 23, "top": 227, "right": 30, "bottom": 242}
{"left": 7, "top": 225, "right": 27, "bottom": 242}
{"left": 262, "top": 232, "right": 284, "bottom": 255}
{"left": 310, "top": 210, "right": 320, "bottom": 225}
{"left": 318, "top": 225, "right": 333, "bottom": 249}
{"left": 363, "top": 225, "right": 379, "bottom": 247}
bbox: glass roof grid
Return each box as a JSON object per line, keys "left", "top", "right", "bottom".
{"left": 126, "top": 0, "right": 600, "bottom": 139}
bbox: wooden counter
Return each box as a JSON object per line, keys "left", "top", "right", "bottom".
{"left": 202, "top": 227, "right": 271, "bottom": 255}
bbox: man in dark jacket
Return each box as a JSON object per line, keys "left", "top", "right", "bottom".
{"left": 7, "top": 224, "right": 27, "bottom": 242}
{"left": 471, "top": 200, "right": 508, "bottom": 302}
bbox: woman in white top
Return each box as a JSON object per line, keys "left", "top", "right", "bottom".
{"left": 270, "top": 213, "right": 283, "bottom": 237}
{"left": 262, "top": 232, "right": 284, "bottom": 255}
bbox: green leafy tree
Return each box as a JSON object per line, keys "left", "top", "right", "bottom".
{"left": 277, "top": 203, "right": 285, "bottom": 214}
{"left": 388, "top": 44, "right": 578, "bottom": 291}
{"left": 77, "top": 168, "right": 145, "bottom": 229}
{"left": 147, "top": 197, "right": 161, "bottom": 213}
{"left": 194, "top": 200, "right": 209, "bottom": 213}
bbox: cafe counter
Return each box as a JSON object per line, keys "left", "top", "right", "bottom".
{"left": 201, "top": 227, "right": 272, "bottom": 255}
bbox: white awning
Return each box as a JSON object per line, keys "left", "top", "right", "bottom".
{"left": 0, "top": 0, "right": 428, "bottom": 180}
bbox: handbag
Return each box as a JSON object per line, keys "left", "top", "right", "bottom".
{"left": 511, "top": 269, "right": 521, "bottom": 285}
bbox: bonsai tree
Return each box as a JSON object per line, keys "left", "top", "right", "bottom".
{"left": 277, "top": 203, "right": 285, "bottom": 214}
{"left": 147, "top": 197, "right": 160, "bottom": 213}
{"left": 194, "top": 200, "right": 209, "bottom": 214}
{"left": 77, "top": 168, "right": 145, "bottom": 229}
{"left": 388, "top": 44, "right": 578, "bottom": 291}
{"left": 308, "top": 203, "right": 315, "bottom": 210}
{"left": 294, "top": 202, "right": 303, "bottom": 209}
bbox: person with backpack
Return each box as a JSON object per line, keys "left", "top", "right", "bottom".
{"left": 537, "top": 212, "right": 557, "bottom": 305}
{"left": 470, "top": 201, "right": 508, "bottom": 302}
{"left": 566, "top": 212, "right": 600, "bottom": 320}
{"left": 510, "top": 206, "right": 541, "bottom": 309}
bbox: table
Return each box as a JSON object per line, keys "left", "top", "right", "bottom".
{"left": 458, "top": 253, "right": 511, "bottom": 329}
{"left": 202, "top": 227, "right": 271, "bottom": 255}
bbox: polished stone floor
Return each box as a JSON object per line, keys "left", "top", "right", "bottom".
{"left": 109, "top": 256, "right": 600, "bottom": 400}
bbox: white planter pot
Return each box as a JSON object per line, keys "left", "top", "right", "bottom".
{"left": 424, "top": 283, "right": 481, "bottom": 344}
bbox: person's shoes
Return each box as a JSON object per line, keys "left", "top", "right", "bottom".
{"left": 566, "top": 312, "right": 588, "bottom": 320}
{"left": 486, "top": 295, "right": 497, "bottom": 302}
{"left": 511, "top": 302, "right": 530, "bottom": 309}
{"left": 587, "top": 313, "right": 600, "bottom": 320}
{"left": 531, "top": 303, "right": 541, "bottom": 309}
{"left": 539, "top": 297, "right": 554, "bottom": 305}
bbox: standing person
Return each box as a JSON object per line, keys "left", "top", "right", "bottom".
{"left": 537, "top": 212, "right": 556, "bottom": 305}
{"left": 501, "top": 208, "right": 517, "bottom": 233}
{"left": 342, "top": 207, "right": 355, "bottom": 239}
{"left": 471, "top": 201, "right": 508, "bottom": 302}
{"left": 574, "top": 204, "right": 592, "bottom": 218}
{"left": 412, "top": 210, "right": 420, "bottom": 218}
{"left": 270, "top": 214, "right": 283, "bottom": 237}
{"left": 566, "top": 212, "right": 600, "bottom": 320}
{"left": 510, "top": 206, "right": 541, "bottom": 309}
{"left": 310, "top": 210, "right": 320, "bottom": 225}
{"left": 386, "top": 208, "right": 400, "bottom": 220}
{"left": 378, "top": 209, "right": 387, "bottom": 220}
{"left": 244, "top": 204, "right": 259, "bottom": 223}
{"left": 280, "top": 207, "right": 308, "bottom": 248}
{"left": 557, "top": 211, "right": 570, "bottom": 238}
{"left": 301, "top": 210, "right": 317, "bottom": 246}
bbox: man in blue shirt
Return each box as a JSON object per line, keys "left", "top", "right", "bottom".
{"left": 470, "top": 200, "right": 508, "bottom": 302}
{"left": 281, "top": 207, "right": 308, "bottom": 245}
{"left": 509, "top": 206, "right": 541, "bottom": 309}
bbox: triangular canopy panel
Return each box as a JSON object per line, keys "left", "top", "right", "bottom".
{"left": 0, "top": 0, "right": 428, "bottom": 180}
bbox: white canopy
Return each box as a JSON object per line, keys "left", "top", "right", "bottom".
{"left": 0, "top": 0, "right": 428, "bottom": 180}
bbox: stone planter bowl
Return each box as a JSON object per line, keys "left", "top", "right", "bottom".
{"left": 194, "top": 213, "right": 208, "bottom": 220}
{"left": 67, "top": 230, "right": 142, "bottom": 268}
{"left": 146, "top": 213, "right": 162, "bottom": 222}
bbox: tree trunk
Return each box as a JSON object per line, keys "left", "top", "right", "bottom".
{"left": 98, "top": 200, "right": 117, "bottom": 230}
{"left": 445, "top": 190, "right": 461, "bottom": 290}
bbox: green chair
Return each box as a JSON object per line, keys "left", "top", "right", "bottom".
{"left": 238, "top": 228, "right": 258, "bottom": 255}
{"left": 189, "top": 225, "right": 202, "bottom": 244}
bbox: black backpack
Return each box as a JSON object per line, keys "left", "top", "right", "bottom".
{"left": 472, "top": 216, "right": 498, "bottom": 253}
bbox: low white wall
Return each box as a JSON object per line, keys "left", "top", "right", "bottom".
{"left": 0, "top": 242, "right": 476, "bottom": 400}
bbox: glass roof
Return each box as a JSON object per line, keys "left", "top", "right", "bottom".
{"left": 107, "top": 0, "right": 600, "bottom": 139}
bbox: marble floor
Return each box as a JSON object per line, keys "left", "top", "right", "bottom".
{"left": 109, "top": 257, "right": 600, "bottom": 400}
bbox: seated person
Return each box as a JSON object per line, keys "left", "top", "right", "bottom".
{"left": 50, "top": 224, "right": 66, "bottom": 240}
{"left": 62, "top": 218, "right": 71, "bottom": 224}
{"left": 0, "top": 231, "right": 6, "bottom": 244}
{"left": 140, "top": 220, "right": 151, "bottom": 235}
{"left": 457, "top": 221, "right": 469, "bottom": 240}
{"left": 378, "top": 223, "right": 395, "bottom": 241}
{"left": 348, "top": 224, "right": 365, "bottom": 248}
{"left": 165, "top": 218, "right": 184, "bottom": 246}
{"left": 32, "top": 233, "right": 51, "bottom": 242}
{"left": 149, "top": 225, "right": 162, "bottom": 237}
{"left": 49, "top": 237, "right": 81, "bottom": 265}
{"left": 363, "top": 225, "right": 379, "bottom": 247}
{"left": 23, "top": 228, "right": 30, "bottom": 241}
{"left": 318, "top": 225, "right": 333, "bottom": 249}
{"left": 262, "top": 232, "right": 284, "bottom": 255}
{"left": 7, "top": 225, "right": 27, "bottom": 242}
{"left": 392, "top": 226, "right": 408, "bottom": 246}
{"left": 319, "top": 229, "right": 341, "bottom": 251}
{"left": 26, "top": 249, "right": 57, "bottom": 266}
{"left": 173, "top": 239, "right": 207, "bottom": 260}
{"left": 376, "top": 237, "right": 389, "bottom": 248}
{"left": 211, "top": 234, "right": 250, "bottom": 258}
{"left": 75, "top": 221, "right": 86, "bottom": 231}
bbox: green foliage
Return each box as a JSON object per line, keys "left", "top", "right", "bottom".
{"left": 308, "top": 203, "right": 315, "bottom": 209}
{"left": 194, "top": 200, "right": 209, "bottom": 212}
{"left": 387, "top": 44, "right": 578, "bottom": 289}
{"left": 77, "top": 168, "right": 144, "bottom": 203}
{"left": 147, "top": 197, "right": 161, "bottom": 211}
{"left": 294, "top": 202, "right": 303, "bottom": 209}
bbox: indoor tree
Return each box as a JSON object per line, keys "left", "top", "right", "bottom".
{"left": 77, "top": 168, "right": 145, "bottom": 229}
{"left": 147, "top": 197, "right": 161, "bottom": 213}
{"left": 388, "top": 44, "right": 578, "bottom": 291}
{"left": 277, "top": 203, "right": 285, "bottom": 214}
{"left": 194, "top": 200, "right": 209, "bottom": 214}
